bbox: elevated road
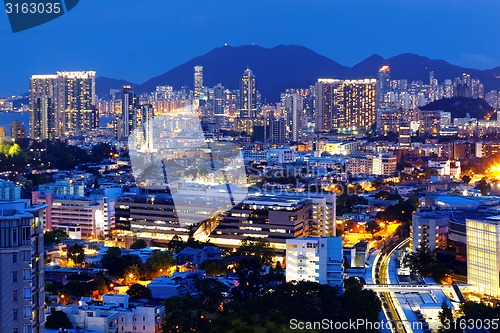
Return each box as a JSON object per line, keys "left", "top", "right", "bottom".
{"left": 373, "top": 237, "right": 411, "bottom": 333}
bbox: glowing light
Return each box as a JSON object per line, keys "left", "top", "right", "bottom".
{"left": 488, "top": 164, "right": 500, "bottom": 178}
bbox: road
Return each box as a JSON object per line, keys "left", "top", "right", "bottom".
{"left": 373, "top": 237, "right": 411, "bottom": 333}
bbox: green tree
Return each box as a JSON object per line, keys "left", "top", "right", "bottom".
{"left": 235, "top": 237, "right": 274, "bottom": 265}
{"left": 127, "top": 283, "right": 152, "bottom": 301}
{"left": 167, "top": 235, "right": 185, "bottom": 253}
{"left": 67, "top": 244, "right": 85, "bottom": 265}
{"left": 45, "top": 311, "right": 72, "bottom": 329}
{"left": 93, "top": 274, "right": 108, "bottom": 295}
{"left": 101, "top": 247, "right": 126, "bottom": 277}
{"left": 438, "top": 301, "right": 459, "bottom": 333}
{"left": 404, "top": 245, "right": 436, "bottom": 276}
{"left": 130, "top": 239, "right": 148, "bottom": 249}
{"left": 475, "top": 177, "right": 491, "bottom": 195}
{"left": 200, "top": 259, "right": 228, "bottom": 276}
{"left": 44, "top": 229, "right": 68, "bottom": 246}
{"left": 145, "top": 251, "right": 174, "bottom": 278}
{"left": 194, "top": 278, "right": 228, "bottom": 312}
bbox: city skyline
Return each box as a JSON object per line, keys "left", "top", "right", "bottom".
{"left": 1, "top": 0, "right": 500, "bottom": 95}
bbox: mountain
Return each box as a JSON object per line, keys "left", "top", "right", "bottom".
{"left": 95, "top": 77, "right": 137, "bottom": 97}
{"left": 95, "top": 45, "right": 500, "bottom": 101}
{"left": 352, "top": 53, "right": 500, "bottom": 89}
{"left": 420, "top": 97, "right": 494, "bottom": 119}
{"left": 136, "top": 45, "right": 350, "bottom": 101}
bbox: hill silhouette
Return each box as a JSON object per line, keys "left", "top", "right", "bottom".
{"left": 420, "top": 97, "right": 494, "bottom": 119}
{"left": 93, "top": 45, "right": 500, "bottom": 101}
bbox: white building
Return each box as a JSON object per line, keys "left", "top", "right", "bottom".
{"left": 267, "top": 148, "right": 296, "bottom": 164}
{"left": 466, "top": 217, "right": 500, "bottom": 297}
{"left": 371, "top": 153, "right": 396, "bottom": 176}
{"left": 50, "top": 294, "right": 164, "bottom": 333}
{"left": 285, "top": 237, "right": 344, "bottom": 290}
{"left": 411, "top": 211, "right": 449, "bottom": 252}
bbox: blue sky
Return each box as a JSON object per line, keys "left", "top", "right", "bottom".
{"left": 1, "top": 0, "right": 499, "bottom": 96}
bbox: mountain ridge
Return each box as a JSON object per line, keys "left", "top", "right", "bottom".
{"left": 93, "top": 45, "right": 500, "bottom": 101}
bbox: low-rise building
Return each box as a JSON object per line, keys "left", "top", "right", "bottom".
{"left": 285, "top": 237, "right": 344, "bottom": 290}
{"left": 49, "top": 294, "right": 164, "bottom": 333}
{"left": 411, "top": 211, "right": 449, "bottom": 252}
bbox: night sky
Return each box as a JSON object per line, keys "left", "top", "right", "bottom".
{"left": 1, "top": 0, "right": 499, "bottom": 96}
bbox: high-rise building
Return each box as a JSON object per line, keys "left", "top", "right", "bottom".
{"left": 398, "top": 121, "right": 411, "bottom": 147}
{"left": 377, "top": 65, "right": 390, "bottom": 105}
{"left": 10, "top": 119, "right": 26, "bottom": 139}
{"left": 239, "top": 68, "right": 257, "bottom": 118}
{"left": 269, "top": 117, "right": 286, "bottom": 145}
{"left": 315, "top": 79, "right": 376, "bottom": 132}
{"left": 466, "top": 217, "right": 500, "bottom": 297}
{"left": 194, "top": 65, "right": 204, "bottom": 99}
{"left": 335, "top": 79, "right": 377, "bottom": 131}
{"left": 285, "top": 237, "right": 344, "bottom": 289}
{"left": 122, "top": 85, "right": 138, "bottom": 136}
{"left": 58, "top": 71, "right": 97, "bottom": 133}
{"left": 213, "top": 83, "right": 225, "bottom": 126}
{"left": 315, "top": 79, "right": 340, "bottom": 132}
{"left": 137, "top": 104, "right": 155, "bottom": 152}
{"left": 0, "top": 200, "right": 46, "bottom": 333}
{"left": 29, "top": 74, "right": 58, "bottom": 140}
{"left": 418, "top": 109, "right": 441, "bottom": 136}
{"left": 281, "top": 91, "right": 303, "bottom": 142}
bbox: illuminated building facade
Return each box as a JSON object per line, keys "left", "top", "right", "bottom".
{"left": 210, "top": 195, "right": 314, "bottom": 253}
{"left": 122, "top": 85, "right": 138, "bottom": 136}
{"left": 29, "top": 74, "right": 58, "bottom": 139}
{"left": 239, "top": 67, "right": 257, "bottom": 118}
{"left": 194, "top": 65, "right": 203, "bottom": 99}
{"left": 377, "top": 65, "right": 390, "bottom": 106}
{"left": 58, "top": 71, "right": 97, "bottom": 133}
{"left": 315, "top": 79, "right": 376, "bottom": 132}
{"left": 334, "top": 79, "right": 377, "bottom": 131}
{"left": 466, "top": 217, "right": 500, "bottom": 297}
{"left": 213, "top": 83, "right": 226, "bottom": 126}
{"left": 315, "top": 79, "right": 340, "bottom": 132}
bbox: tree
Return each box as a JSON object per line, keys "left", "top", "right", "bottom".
{"left": 461, "top": 175, "right": 471, "bottom": 185}
{"left": 235, "top": 237, "right": 274, "bottom": 265}
{"left": 130, "top": 239, "right": 148, "bottom": 249}
{"left": 194, "top": 278, "right": 228, "bottom": 312}
{"left": 475, "top": 177, "right": 491, "bottom": 195}
{"left": 44, "top": 229, "right": 68, "bottom": 246}
{"left": 101, "top": 247, "right": 126, "bottom": 277}
{"left": 67, "top": 244, "right": 85, "bottom": 266}
{"left": 45, "top": 311, "right": 72, "bottom": 329}
{"left": 145, "top": 251, "right": 174, "bottom": 278}
{"left": 93, "top": 274, "right": 108, "bottom": 295}
{"left": 167, "top": 235, "right": 185, "bottom": 253}
{"left": 127, "top": 284, "right": 152, "bottom": 301}
{"left": 200, "top": 259, "right": 228, "bottom": 276}
{"left": 438, "top": 301, "right": 458, "bottom": 333}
